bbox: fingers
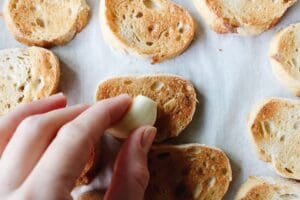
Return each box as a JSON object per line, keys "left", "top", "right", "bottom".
{"left": 104, "top": 126, "right": 156, "bottom": 200}
{"left": 0, "top": 93, "right": 67, "bottom": 156}
{"left": 24, "top": 95, "right": 131, "bottom": 196}
{"left": 0, "top": 104, "right": 89, "bottom": 194}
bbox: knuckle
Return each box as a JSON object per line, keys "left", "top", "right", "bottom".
{"left": 57, "top": 123, "right": 92, "bottom": 146}
{"left": 19, "top": 115, "right": 45, "bottom": 132}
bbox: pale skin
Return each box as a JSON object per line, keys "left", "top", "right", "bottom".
{"left": 0, "top": 93, "right": 157, "bottom": 200}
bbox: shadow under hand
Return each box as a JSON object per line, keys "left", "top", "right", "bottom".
{"left": 168, "top": 89, "right": 206, "bottom": 145}
{"left": 59, "top": 60, "right": 81, "bottom": 105}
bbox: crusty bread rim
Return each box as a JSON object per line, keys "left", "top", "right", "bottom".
{"left": 35, "top": 47, "right": 60, "bottom": 96}
{"left": 269, "top": 23, "right": 300, "bottom": 96}
{"left": 151, "top": 143, "right": 233, "bottom": 196}
{"left": 247, "top": 97, "right": 300, "bottom": 174}
{"left": 193, "top": 0, "right": 295, "bottom": 36}
{"left": 0, "top": 47, "right": 61, "bottom": 95}
{"left": 151, "top": 143, "right": 233, "bottom": 179}
{"left": 235, "top": 176, "right": 300, "bottom": 200}
{"left": 3, "top": 0, "right": 90, "bottom": 47}
{"left": 94, "top": 73, "right": 196, "bottom": 100}
{"left": 99, "top": 0, "right": 195, "bottom": 63}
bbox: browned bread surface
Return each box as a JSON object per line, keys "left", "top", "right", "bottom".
{"left": 75, "top": 146, "right": 101, "bottom": 186}
{"left": 269, "top": 23, "right": 300, "bottom": 96}
{"left": 235, "top": 176, "right": 300, "bottom": 200}
{"left": 248, "top": 98, "right": 300, "bottom": 180}
{"left": 3, "top": 0, "right": 90, "bottom": 47}
{"left": 145, "top": 144, "right": 232, "bottom": 200}
{"left": 95, "top": 75, "right": 197, "bottom": 142}
{"left": 194, "top": 0, "right": 297, "bottom": 35}
{"left": 100, "top": 0, "right": 195, "bottom": 63}
{"left": 0, "top": 47, "right": 60, "bottom": 115}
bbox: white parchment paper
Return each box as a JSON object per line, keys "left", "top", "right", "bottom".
{"left": 1, "top": 1, "right": 300, "bottom": 199}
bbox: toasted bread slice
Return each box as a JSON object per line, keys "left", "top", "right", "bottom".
{"left": 76, "top": 146, "right": 101, "bottom": 186}
{"left": 235, "top": 176, "right": 300, "bottom": 200}
{"left": 95, "top": 75, "right": 197, "bottom": 142}
{"left": 3, "top": 0, "right": 90, "bottom": 47}
{"left": 0, "top": 47, "right": 60, "bottom": 115}
{"left": 270, "top": 23, "right": 300, "bottom": 96}
{"left": 194, "top": 0, "right": 297, "bottom": 36}
{"left": 100, "top": 0, "right": 195, "bottom": 64}
{"left": 248, "top": 98, "right": 300, "bottom": 180}
{"left": 145, "top": 144, "right": 232, "bottom": 200}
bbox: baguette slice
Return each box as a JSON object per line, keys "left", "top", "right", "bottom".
{"left": 194, "top": 0, "right": 297, "bottom": 36}
{"left": 270, "top": 23, "right": 300, "bottom": 96}
{"left": 235, "top": 176, "right": 300, "bottom": 200}
{"left": 95, "top": 75, "right": 197, "bottom": 142}
{"left": 248, "top": 98, "right": 300, "bottom": 180}
{"left": 100, "top": 0, "right": 195, "bottom": 64}
{"left": 3, "top": 0, "right": 90, "bottom": 47}
{"left": 76, "top": 146, "right": 101, "bottom": 186}
{"left": 145, "top": 144, "right": 232, "bottom": 200}
{"left": 0, "top": 47, "right": 60, "bottom": 115}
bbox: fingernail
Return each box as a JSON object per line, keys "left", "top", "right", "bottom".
{"left": 50, "top": 92, "right": 64, "bottom": 99}
{"left": 141, "top": 127, "right": 157, "bottom": 152}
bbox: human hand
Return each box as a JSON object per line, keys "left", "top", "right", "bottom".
{"left": 0, "top": 93, "right": 156, "bottom": 200}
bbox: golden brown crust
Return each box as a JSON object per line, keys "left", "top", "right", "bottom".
{"left": 248, "top": 98, "right": 300, "bottom": 180}
{"left": 269, "top": 23, "right": 300, "bottom": 96}
{"left": 194, "top": 0, "right": 297, "bottom": 35}
{"left": 95, "top": 75, "right": 197, "bottom": 142}
{"left": 75, "top": 145, "right": 101, "bottom": 186}
{"left": 235, "top": 176, "right": 300, "bottom": 200}
{"left": 101, "top": 0, "right": 195, "bottom": 63}
{"left": 0, "top": 47, "right": 60, "bottom": 115}
{"left": 145, "top": 144, "right": 232, "bottom": 200}
{"left": 3, "top": 0, "right": 90, "bottom": 47}
{"left": 27, "top": 47, "right": 60, "bottom": 100}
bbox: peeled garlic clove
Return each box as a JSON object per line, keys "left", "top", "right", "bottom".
{"left": 107, "top": 95, "right": 157, "bottom": 139}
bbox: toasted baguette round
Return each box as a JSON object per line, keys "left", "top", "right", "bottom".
{"left": 76, "top": 146, "right": 101, "bottom": 186}
{"left": 248, "top": 98, "right": 300, "bottom": 180}
{"left": 0, "top": 47, "right": 60, "bottom": 115}
{"left": 235, "top": 176, "right": 300, "bottom": 200}
{"left": 3, "top": 0, "right": 90, "bottom": 47}
{"left": 194, "top": 0, "right": 297, "bottom": 36}
{"left": 146, "top": 144, "right": 232, "bottom": 200}
{"left": 100, "top": 0, "right": 195, "bottom": 64}
{"left": 95, "top": 75, "right": 197, "bottom": 142}
{"left": 269, "top": 23, "right": 300, "bottom": 96}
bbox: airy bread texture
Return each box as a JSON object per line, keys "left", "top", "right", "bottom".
{"left": 194, "top": 0, "right": 297, "bottom": 36}
{"left": 270, "top": 23, "right": 300, "bottom": 96}
{"left": 0, "top": 47, "right": 60, "bottom": 115}
{"left": 235, "top": 176, "right": 300, "bottom": 200}
{"left": 248, "top": 98, "right": 300, "bottom": 180}
{"left": 95, "top": 75, "right": 197, "bottom": 142}
{"left": 145, "top": 144, "right": 232, "bottom": 200}
{"left": 100, "top": 0, "right": 195, "bottom": 63}
{"left": 3, "top": 0, "right": 90, "bottom": 47}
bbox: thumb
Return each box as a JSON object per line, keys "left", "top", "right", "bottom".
{"left": 104, "top": 126, "right": 157, "bottom": 200}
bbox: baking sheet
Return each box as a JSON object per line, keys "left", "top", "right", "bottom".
{"left": 1, "top": 0, "right": 300, "bottom": 199}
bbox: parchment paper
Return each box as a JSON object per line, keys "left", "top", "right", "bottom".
{"left": 1, "top": 1, "right": 300, "bottom": 199}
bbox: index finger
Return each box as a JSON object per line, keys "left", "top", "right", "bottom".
{"left": 24, "top": 94, "right": 131, "bottom": 195}
{"left": 0, "top": 93, "right": 66, "bottom": 157}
